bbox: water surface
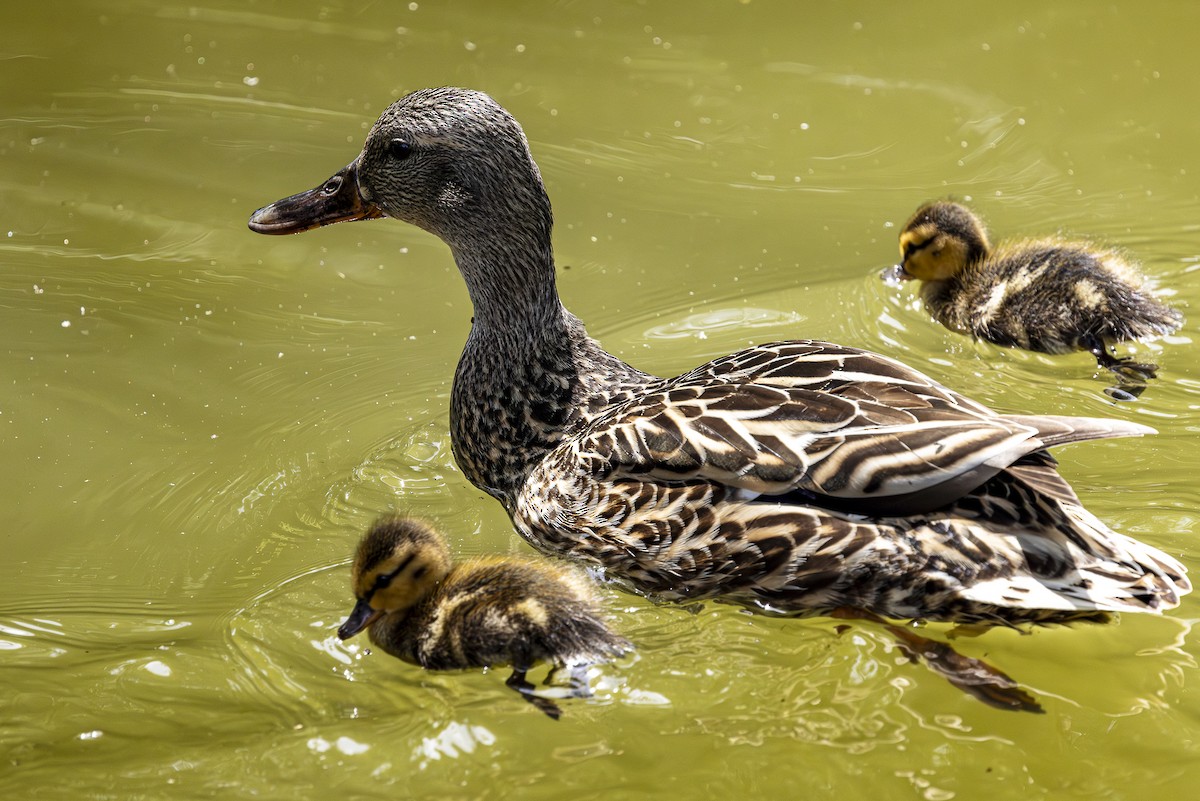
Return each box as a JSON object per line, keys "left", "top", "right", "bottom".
{"left": 4, "top": 2, "right": 1199, "bottom": 798}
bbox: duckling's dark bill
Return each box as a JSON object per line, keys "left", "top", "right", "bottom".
{"left": 879, "top": 263, "right": 911, "bottom": 285}
{"left": 338, "top": 597, "right": 382, "bottom": 640}
{"left": 248, "top": 161, "right": 383, "bottom": 235}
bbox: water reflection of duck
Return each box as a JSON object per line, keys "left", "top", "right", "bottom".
{"left": 891, "top": 200, "right": 1183, "bottom": 383}
{"left": 252, "top": 88, "right": 1189, "bottom": 710}
{"left": 337, "top": 516, "right": 631, "bottom": 719}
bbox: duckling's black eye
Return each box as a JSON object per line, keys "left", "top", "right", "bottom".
{"left": 372, "top": 572, "right": 394, "bottom": 592}
{"left": 388, "top": 139, "right": 414, "bottom": 161}
{"left": 903, "top": 237, "right": 934, "bottom": 261}
{"left": 373, "top": 553, "right": 416, "bottom": 592}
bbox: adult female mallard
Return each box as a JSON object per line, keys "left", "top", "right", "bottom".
{"left": 890, "top": 200, "right": 1183, "bottom": 383}
{"left": 338, "top": 516, "right": 631, "bottom": 718}
{"left": 250, "top": 88, "right": 1189, "bottom": 707}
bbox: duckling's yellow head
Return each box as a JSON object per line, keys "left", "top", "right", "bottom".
{"left": 897, "top": 201, "right": 991, "bottom": 282}
{"left": 337, "top": 516, "right": 453, "bottom": 641}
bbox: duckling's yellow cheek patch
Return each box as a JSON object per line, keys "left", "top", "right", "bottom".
{"left": 899, "top": 228, "right": 951, "bottom": 281}
{"left": 907, "top": 237, "right": 972, "bottom": 281}
{"left": 898, "top": 231, "right": 922, "bottom": 261}
{"left": 903, "top": 249, "right": 944, "bottom": 281}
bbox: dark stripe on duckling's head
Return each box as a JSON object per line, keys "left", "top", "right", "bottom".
{"left": 354, "top": 517, "right": 444, "bottom": 576}
{"left": 346, "top": 516, "right": 454, "bottom": 620}
{"left": 898, "top": 201, "right": 992, "bottom": 281}
{"left": 901, "top": 232, "right": 936, "bottom": 263}
{"left": 910, "top": 201, "right": 990, "bottom": 259}
{"left": 371, "top": 552, "right": 416, "bottom": 595}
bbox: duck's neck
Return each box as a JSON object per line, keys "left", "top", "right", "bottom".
{"left": 447, "top": 239, "right": 653, "bottom": 508}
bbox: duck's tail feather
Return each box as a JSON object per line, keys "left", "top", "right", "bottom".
{"left": 958, "top": 503, "right": 1189, "bottom": 618}
{"left": 1002, "top": 414, "right": 1156, "bottom": 448}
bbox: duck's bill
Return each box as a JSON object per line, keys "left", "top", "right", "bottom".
{"left": 248, "top": 161, "right": 383, "bottom": 235}
{"left": 337, "top": 598, "right": 383, "bottom": 640}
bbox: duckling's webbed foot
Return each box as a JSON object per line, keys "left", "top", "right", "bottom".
{"left": 1102, "top": 383, "right": 1146, "bottom": 402}
{"left": 1083, "top": 335, "right": 1159, "bottom": 384}
{"left": 832, "top": 609, "right": 1044, "bottom": 713}
{"left": 1100, "top": 358, "right": 1154, "bottom": 401}
{"left": 506, "top": 669, "right": 563, "bottom": 719}
{"left": 545, "top": 664, "right": 595, "bottom": 699}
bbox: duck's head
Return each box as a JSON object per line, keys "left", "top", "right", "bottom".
{"left": 337, "top": 516, "right": 453, "bottom": 641}
{"left": 248, "top": 87, "right": 551, "bottom": 254}
{"left": 894, "top": 201, "right": 991, "bottom": 282}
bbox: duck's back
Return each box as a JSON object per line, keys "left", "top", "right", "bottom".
{"left": 402, "top": 558, "right": 630, "bottom": 671}
{"left": 925, "top": 241, "right": 1182, "bottom": 353}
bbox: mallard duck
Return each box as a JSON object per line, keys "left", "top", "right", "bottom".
{"left": 891, "top": 200, "right": 1183, "bottom": 381}
{"left": 337, "top": 516, "right": 631, "bottom": 718}
{"left": 251, "top": 88, "right": 1189, "bottom": 707}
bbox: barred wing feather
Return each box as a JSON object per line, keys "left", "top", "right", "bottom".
{"left": 576, "top": 342, "right": 1154, "bottom": 516}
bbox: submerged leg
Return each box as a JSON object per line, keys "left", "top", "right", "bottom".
{"left": 1102, "top": 383, "right": 1146, "bottom": 402}
{"left": 832, "top": 609, "right": 1044, "bottom": 713}
{"left": 505, "top": 668, "right": 563, "bottom": 720}
{"left": 543, "top": 664, "right": 595, "bottom": 699}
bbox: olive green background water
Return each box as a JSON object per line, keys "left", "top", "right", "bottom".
{"left": 4, "top": 2, "right": 1199, "bottom": 798}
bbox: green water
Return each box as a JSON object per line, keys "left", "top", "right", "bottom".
{"left": 4, "top": 2, "right": 1199, "bottom": 798}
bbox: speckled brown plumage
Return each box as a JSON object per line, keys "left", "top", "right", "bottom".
{"left": 251, "top": 88, "right": 1190, "bottom": 628}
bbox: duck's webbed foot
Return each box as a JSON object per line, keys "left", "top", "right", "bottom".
{"left": 832, "top": 609, "right": 1044, "bottom": 713}
{"left": 1083, "top": 336, "right": 1159, "bottom": 391}
{"left": 506, "top": 668, "right": 563, "bottom": 719}
{"left": 887, "top": 625, "right": 1044, "bottom": 713}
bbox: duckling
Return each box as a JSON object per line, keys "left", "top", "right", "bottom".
{"left": 337, "top": 516, "right": 631, "bottom": 719}
{"left": 893, "top": 200, "right": 1182, "bottom": 383}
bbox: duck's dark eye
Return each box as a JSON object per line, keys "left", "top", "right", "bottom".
{"left": 388, "top": 139, "right": 414, "bottom": 161}
{"left": 320, "top": 176, "right": 343, "bottom": 196}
